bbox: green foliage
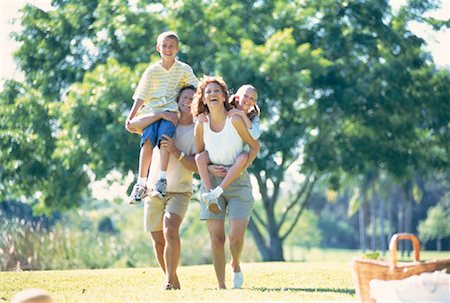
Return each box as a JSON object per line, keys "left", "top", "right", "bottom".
{"left": 2, "top": 0, "right": 449, "bottom": 260}
{"left": 418, "top": 192, "right": 450, "bottom": 243}
{"left": 284, "top": 210, "right": 322, "bottom": 248}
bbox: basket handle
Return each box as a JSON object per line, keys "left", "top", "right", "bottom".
{"left": 389, "top": 233, "right": 420, "bottom": 269}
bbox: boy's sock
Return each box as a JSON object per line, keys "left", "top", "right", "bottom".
{"left": 158, "top": 171, "right": 167, "bottom": 180}
{"left": 211, "top": 186, "right": 223, "bottom": 198}
{"left": 137, "top": 177, "right": 147, "bottom": 187}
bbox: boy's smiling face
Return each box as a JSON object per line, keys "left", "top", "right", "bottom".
{"left": 157, "top": 37, "right": 179, "bottom": 61}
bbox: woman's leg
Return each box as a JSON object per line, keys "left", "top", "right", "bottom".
{"left": 163, "top": 212, "right": 183, "bottom": 289}
{"left": 207, "top": 219, "right": 227, "bottom": 289}
{"left": 218, "top": 152, "right": 248, "bottom": 191}
{"left": 195, "top": 151, "right": 213, "bottom": 192}
{"left": 228, "top": 219, "right": 248, "bottom": 273}
{"left": 150, "top": 231, "right": 166, "bottom": 273}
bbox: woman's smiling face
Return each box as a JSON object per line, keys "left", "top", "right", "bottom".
{"left": 204, "top": 82, "right": 225, "bottom": 107}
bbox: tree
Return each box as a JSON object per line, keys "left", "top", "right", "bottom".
{"left": 2, "top": 0, "right": 448, "bottom": 260}
{"left": 418, "top": 193, "right": 450, "bottom": 250}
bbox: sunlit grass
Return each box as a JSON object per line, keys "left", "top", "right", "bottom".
{"left": 1, "top": 261, "right": 358, "bottom": 302}
{"left": 2, "top": 250, "right": 448, "bottom": 302}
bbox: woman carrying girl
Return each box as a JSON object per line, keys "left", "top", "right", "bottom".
{"left": 195, "top": 84, "right": 260, "bottom": 213}
{"left": 192, "top": 76, "right": 260, "bottom": 289}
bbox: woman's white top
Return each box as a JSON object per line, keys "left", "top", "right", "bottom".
{"left": 204, "top": 116, "right": 243, "bottom": 166}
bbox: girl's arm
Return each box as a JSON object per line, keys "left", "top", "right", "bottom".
{"left": 231, "top": 116, "right": 260, "bottom": 168}
{"left": 228, "top": 109, "right": 252, "bottom": 128}
{"left": 248, "top": 116, "right": 261, "bottom": 140}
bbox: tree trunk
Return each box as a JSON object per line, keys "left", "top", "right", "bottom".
{"left": 359, "top": 208, "right": 366, "bottom": 252}
{"left": 247, "top": 218, "right": 285, "bottom": 261}
{"left": 437, "top": 237, "right": 442, "bottom": 251}
{"left": 370, "top": 196, "right": 376, "bottom": 251}
{"left": 378, "top": 193, "right": 386, "bottom": 255}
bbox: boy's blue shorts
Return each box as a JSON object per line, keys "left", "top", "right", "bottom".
{"left": 140, "top": 119, "right": 176, "bottom": 148}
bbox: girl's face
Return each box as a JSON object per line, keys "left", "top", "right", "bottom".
{"left": 204, "top": 82, "right": 225, "bottom": 108}
{"left": 236, "top": 88, "right": 257, "bottom": 112}
{"left": 157, "top": 37, "right": 179, "bottom": 61}
{"left": 178, "top": 89, "right": 195, "bottom": 114}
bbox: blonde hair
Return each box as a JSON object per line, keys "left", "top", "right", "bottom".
{"left": 191, "top": 75, "right": 232, "bottom": 117}
{"left": 156, "top": 31, "right": 179, "bottom": 47}
{"left": 229, "top": 84, "right": 260, "bottom": 120}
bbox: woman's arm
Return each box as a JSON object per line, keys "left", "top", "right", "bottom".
{"left": 193, "top": 121, "right": 205, "bottom": 153}
{"left": 231, "top": 116, "right": 260, "bottom": 168}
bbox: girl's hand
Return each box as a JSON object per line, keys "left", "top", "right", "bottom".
{"left": 227, "top": 108, "right": 245, "bottom": 118}
{"left": 208, "top": 165, "right": 227, "bottom": 177}
{"left": 196, "top": 113, "right": 208, "bottom": 123}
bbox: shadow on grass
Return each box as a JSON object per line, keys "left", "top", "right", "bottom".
{"left": 249, "top": 287, "right": 355, "bottom": 295}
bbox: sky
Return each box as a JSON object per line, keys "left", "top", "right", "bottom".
{"left": 1, "top": 0, "right": 449, "bottom": 86}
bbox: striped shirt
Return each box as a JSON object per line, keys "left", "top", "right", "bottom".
{"left": 133, "top": 60, "right": 198, "bottom": 114}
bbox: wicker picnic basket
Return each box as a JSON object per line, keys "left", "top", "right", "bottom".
{"left": 352, "top": 233, "right": 450, "bottom": 303}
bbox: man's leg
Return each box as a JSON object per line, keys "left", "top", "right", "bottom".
{"left": 163, "top": 212, "right": 183, "bottom": 289}
{"left": 150, "top": 231, "right": 165, "bottom": 273}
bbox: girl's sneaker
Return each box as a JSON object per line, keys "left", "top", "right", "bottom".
{"left": 202, "top": 191, "right": 223, "bottom": 214}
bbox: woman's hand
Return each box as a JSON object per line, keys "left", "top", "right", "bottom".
{"left": 208, "top": 165, "right": 227, "bottom": 177}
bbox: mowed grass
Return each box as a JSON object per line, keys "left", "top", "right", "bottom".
{"left": 2, "top": 250, "right": 447, "bottom": 302}
{"left": 1, "top": 261, "right": 357, "bottom": 302}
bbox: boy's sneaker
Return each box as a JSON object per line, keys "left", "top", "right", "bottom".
{"left": 128, "top": 184, "right": 147, "bottom": 205}
{"left": 202, "top": 191, "right": 223, "bottom": 214}
{"left": 151, "top": 179, "right": 167, "bottom": 198}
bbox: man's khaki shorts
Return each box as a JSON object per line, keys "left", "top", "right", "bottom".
{"left": 144, "top": 192, "right": 191, "bottom": 232}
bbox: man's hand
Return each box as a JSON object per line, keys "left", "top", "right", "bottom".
{"left": 160, "top": 112, "right": 179, "bottom": 126}
{"left": 160, "top": 134, "right": 178, "bottom": 155}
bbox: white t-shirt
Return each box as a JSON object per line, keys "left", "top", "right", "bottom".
{"left": 203, "top": 116, "right": 244, "bottom": 166}
{"left": 147, "top": 123, "right": 196, "bottom": 193}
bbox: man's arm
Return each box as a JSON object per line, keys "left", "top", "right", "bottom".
{"left": 160, "top": 134, "right": 198, "bottom": 172}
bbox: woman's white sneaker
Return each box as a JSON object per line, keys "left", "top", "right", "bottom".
{"left": 232, "top": 270, "right": 243, "bottom": 289}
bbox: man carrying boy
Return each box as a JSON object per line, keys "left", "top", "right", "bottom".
{"left": 125, "top": 31, "right": 198, "bottom": 204}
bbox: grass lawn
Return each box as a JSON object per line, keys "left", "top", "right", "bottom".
{"left": 1, "top": 261, "right": 357, "bottom": 302}
{"left": 2, "top": 250, "right": 447, "bottom": 302}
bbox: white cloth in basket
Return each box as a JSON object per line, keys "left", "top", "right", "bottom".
{"left": 369, "top": 271, "right": 450, "bottom": 303}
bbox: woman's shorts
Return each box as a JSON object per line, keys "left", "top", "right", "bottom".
{"left": 199, "top": 170, "right": 254, "bottom": 221}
